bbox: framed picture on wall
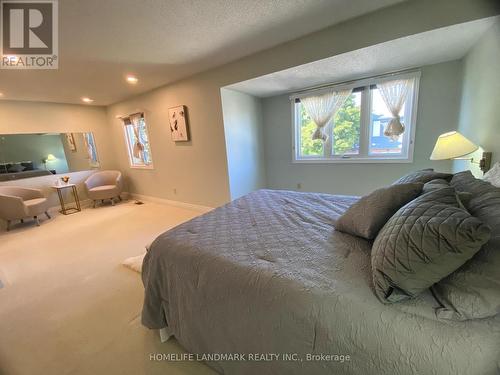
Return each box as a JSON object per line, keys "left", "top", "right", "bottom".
{"left": 168, "top": 105, "right": 189, "bottom": 142}
{"left": 66, "top": 133, "right": 77, "bottom": 151}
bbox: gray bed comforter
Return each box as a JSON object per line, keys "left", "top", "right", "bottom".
{"left": 142, "top": 189, "right": 500, "bottom": 375}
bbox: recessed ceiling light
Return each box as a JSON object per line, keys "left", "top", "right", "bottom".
{"left": 126, "top": 75, "right": 139, "bottom": 84}
{"left": 0, "top": 92, "right": 4, "bottom": 97}
{"left": 81, "top": 97, "right": 94, "bottom": 104}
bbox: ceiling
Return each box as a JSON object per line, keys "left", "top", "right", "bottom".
{"left": 228, "top": 17, "right": 498, "bottom": 97}
{"left": 0, "top": 0, "right": 404, "bottom": 106}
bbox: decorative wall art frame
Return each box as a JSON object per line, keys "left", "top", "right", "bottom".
{"left": 168, "top": 105, "right": 189, "bottom": 142}
{"left": 66, "top": 133, "right": 77, "bottom": 151}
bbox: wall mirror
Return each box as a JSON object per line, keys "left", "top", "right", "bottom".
{"left": 0, "top": 132, "right": 100, "bottom": 181}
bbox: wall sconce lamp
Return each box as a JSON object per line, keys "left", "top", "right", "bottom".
{"left": 430, "top": 131, "right": 492, "bottom": 173}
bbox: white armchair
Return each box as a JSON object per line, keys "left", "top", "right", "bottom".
{"left": 0, "top": 186, "right": 51, "bottom": 231}
{"left": 84, "top": 170, "right": 123, "bottom": 207}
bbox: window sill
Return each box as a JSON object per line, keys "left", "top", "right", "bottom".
{"left": 293, "top": 157, "right": 413, "bottom": 164}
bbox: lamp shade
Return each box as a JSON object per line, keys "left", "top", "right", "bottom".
{"left": 46, "top": 154, "right": 57, "bottom": 161}
{"left": 430, "top": 131, "right": 478, "bottom": 160}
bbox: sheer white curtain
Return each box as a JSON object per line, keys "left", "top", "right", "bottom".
{"left": 378, "top": 78, "right": 414, "bottom": 141}
{"left": 301, "top": 89, "right": 352, "bottom": 142}
{"left": 83, "top": 133, "right": 92, "bottom": 160}
{"left": 83, "top": 133, "right": 93, "bottom": 160}
{"left": 129, "top": 113, "right": 145, "bottom": 161}
{"left": 83, "top": 133, "right": 99, "bottom": 167}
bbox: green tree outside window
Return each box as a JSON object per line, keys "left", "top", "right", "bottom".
{"left": 300, "top": 93, "right": 361, "bottom": 157}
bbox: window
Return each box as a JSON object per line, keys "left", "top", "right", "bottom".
{"left": 83, "top": 132, "right": 100, "bottom": 168}
{"left": 122, "top": 113, "right": 154, "bottom": 168}
{"left": 293, "top": 71, "right": 420, "bottom": 163}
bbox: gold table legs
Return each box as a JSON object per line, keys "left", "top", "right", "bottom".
{"left": 56, "top": 185, "right": 82, "bottom": 215}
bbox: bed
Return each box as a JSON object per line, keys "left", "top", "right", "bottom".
{"left": 142, "top": 189, "right": 500, "bottom": 375}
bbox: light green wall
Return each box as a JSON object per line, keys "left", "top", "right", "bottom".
{"left": 0, "top": 1, "right": 497, "bottom": 206}
{"left": 0, "top": 134, "right": 69, "bottom": 173}
{"left": 261, "top": 60, "right": 462, "bottom": 196}
{"left": 454, "top": 21, "right": 500, "bottom": 177}
{"left": 221, "top": 89, "right": 266, "bottom": 200}
{"left": 107, "top": 0, "right": 498, "bottom": 207}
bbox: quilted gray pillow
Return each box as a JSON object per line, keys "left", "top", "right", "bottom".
{"left": 371, "top": 186, "right": 490, "bottom": 304}
{"left": 422, "top": 179, "right": 473, "bottom": 209}
{"left": 432, "top": 171, "right": 500, "bottom": 320}
{"left": 422, "top": 179, "right": 449, "bottom": 192}
{"left": 335, "top": 183, "right": 423, "bottom": 240}
{"left": 392, "top": 169, "right": 452, "bottom": 185}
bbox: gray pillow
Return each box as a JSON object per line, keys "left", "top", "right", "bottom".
{"left": 392, "top": 169, "right": 452, "bottom": 185}
{"left": 335, "top": 183, "right": 423, "bottom": 240}
{"left": 371, "top": 186, "right": 490, "bottom": 304}
{"left": 7, "top": 163, "right": 25, "bottom": 173}
{"left": 422, "top": 179, "right": 473, "bottom": 209}
{"left": 432, "top": 171, "right": 500, "bottom": 320}
{"left": 422, "top": 179, "right": 450, "bottom": 193}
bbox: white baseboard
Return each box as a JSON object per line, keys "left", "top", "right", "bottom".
{"left": 125, "top": 192, "right": 214, "bottom": 213}
{"left": 48, "top": 194, "right": 214, "bottom": 214}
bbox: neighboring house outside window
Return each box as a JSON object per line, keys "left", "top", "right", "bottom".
{"left": 292, "top": 71, "right": 420, "bottom": 163}
{"left": 122, "top": 113, "right": 154, "bottom": 168}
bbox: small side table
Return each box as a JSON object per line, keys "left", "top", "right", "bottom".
{"left": 52, "top": 184, "right": 82, "bottom": 215}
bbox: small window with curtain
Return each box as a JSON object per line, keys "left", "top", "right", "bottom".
{"left": 122, "top": 112, "right": 154, "bottom": 168}
{"left": 83, "top": 132, "right": 100, "bottom": 168}
{"left": 292, "top": 71, "right": 420, "bottom": 163}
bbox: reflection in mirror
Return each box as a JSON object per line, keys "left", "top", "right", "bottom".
{"left": 0, "top": 132, "right": 100, "bottom": 181}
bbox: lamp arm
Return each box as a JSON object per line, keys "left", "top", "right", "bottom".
{"left": 454, "top": 152, "right": 492, "bottom": 174}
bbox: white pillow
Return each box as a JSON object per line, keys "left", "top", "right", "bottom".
{"left": 122, "top": 253, "right": 145, "bottom": 273}
{"left": 483, "top": 162, "right": 500, "bottom": 187}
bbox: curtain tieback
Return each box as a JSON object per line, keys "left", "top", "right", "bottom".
{"left": 384, "top": 116, "right": 405, "bottom": 141}
{"left": 312, "top": 123, "right": 329, "bottom": 142}
{"left": 133, "top": 141, "right": 144, "bottom": 158}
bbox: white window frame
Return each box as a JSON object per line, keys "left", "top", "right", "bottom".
{"left": 291, "top": 70, "right": 420, "bottom": 164}
{"left": 122, "top": 112, "right": 154, "bottom": 169}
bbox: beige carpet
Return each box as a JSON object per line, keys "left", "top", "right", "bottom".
{"left": 0, "top": 200, "right": 216, "bottom": 375}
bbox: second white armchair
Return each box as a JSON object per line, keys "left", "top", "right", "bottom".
{"left": 84, "top": 170, "right": 123, "bottom": 207}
